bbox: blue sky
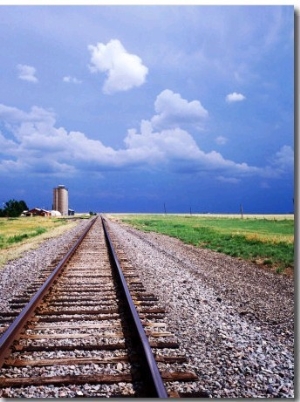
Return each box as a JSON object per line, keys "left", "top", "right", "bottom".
{"left": 0, "top": 4, "right": 295, "bottom": 213}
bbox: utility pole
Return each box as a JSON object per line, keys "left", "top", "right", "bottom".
{"left": 240, "top": 203, "right": 244, "bottom": 219}
{"left": 164, "top": 202, "right": 167, "bottom": 215}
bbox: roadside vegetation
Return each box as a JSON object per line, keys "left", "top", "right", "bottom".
{"left": 0, "top": 216, "right": 79, "bottom": 268}
{"left": 0, "top": 199, "right": 28, "bottom": 218}
{"left": 119, "top": 214, "right": 294, "bottom": 275}
{"left": 0, "top": 217, "right": 70, "bottom": 248}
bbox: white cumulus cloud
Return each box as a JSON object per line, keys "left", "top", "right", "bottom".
{"left": 151, "top": 89, "right": 208, "bottom": 130}
{"left": 63, "top": 76, "right": 82, "bottom": 84}
{"left": 269, "top": 145, "right": 294, "bottom": 171}
{"left": 0, "top": 100, "right": 292, "bottom": 183}
{"left": 88, "top": 39, "right": 148, "bottom": 94}
{"left": 225, "top": 92, "right": 246, "bottom": 103}
{"left": 17, "top": 64, "right": 38, "bottom": 83}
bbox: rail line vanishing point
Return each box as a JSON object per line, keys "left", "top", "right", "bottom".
{"left": 0, "top": 215, "right": 199, "bottom": 398}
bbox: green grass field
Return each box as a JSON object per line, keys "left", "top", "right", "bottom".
{"left": 0, "top": 217, "right": 70, "bottom": 249}
{"left": 118, "top": 214, "right": 294, "bottom": 274}
{"left": 0, "top": 216, "right": 83, "bottom": 268}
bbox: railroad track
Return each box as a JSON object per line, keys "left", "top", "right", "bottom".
{"left": 0, "top": 215, "right": 201, "bottom": 398}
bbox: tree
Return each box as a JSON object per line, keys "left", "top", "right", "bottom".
{"left": 0, "top": 199, "right": 29, "bottom": 217}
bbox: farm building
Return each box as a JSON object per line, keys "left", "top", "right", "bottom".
{"left": 51, "top": 210, "right": 62, "bottom": 217}
{"left": 23, "top": 208, "right": 51, "bottom": 217}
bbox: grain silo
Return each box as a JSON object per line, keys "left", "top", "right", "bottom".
{"left": 52, "top": 185, "right": 69, "bottom": 216}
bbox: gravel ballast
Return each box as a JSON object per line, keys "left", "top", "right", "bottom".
{"left": 0, "top": 219, "right": 91, "bottom": 314}
{"left": 106, "top": 218, "right": 294, "bottom": 398}
{"left": 0, "top": 216, "right": 294, "bottom": 398}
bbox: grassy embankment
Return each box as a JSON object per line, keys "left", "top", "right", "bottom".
{"left": 0, "top": 216, "right": 84, "bottom": 269}
{"left": 118, "top": 214, "right": 294, "bottom": 275}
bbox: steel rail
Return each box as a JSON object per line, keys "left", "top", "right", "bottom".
{"left": 101, "top": 215, "right": 168, "bottom": 398}
{"left": 0, "top": 216, "right": 98, "bottom": 368}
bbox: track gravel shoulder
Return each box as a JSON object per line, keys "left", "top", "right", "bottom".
{"left": 0, "top": 216, "right": 295, "bottom": 398}
{"left": 0, "top": 219, "right": 91, "bottom": 313}
{"left": 107, "top": 218, "right": 294, "bottom": 398}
